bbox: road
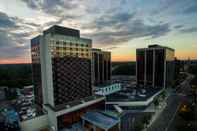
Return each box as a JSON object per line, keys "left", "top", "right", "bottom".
{"left": 166, "top": 73, "right": 195, "bottom": 131}
{"left": 147, "top": 73, "right": 194, "bottom": 131}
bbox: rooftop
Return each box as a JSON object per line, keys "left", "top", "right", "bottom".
{"left": 43, "top": 25, "right": 80, "bottom": 37}
{"left": 92, "top": 48, "right": 111, "bottom": 53}
{"left": 45, "top": 95, "right": 104, "bottom": 112}
{"left": 106, "top": 87, "right": 162, "bottom": 102}
{"left": 81, "top": 111, "right": 120, "bottom": 130}
{"left": 94, "top": 81, "right": 116, "bottom": 88}
{"left": 137, "top": 44, "right": 175, "bottom": 51}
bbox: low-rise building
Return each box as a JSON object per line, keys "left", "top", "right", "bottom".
{"left": 94, "top": 83, "right": 121, "bottom": 96}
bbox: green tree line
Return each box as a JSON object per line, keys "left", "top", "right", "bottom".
{"left": 0, "top": 64, "right": 32, "bottom": 88}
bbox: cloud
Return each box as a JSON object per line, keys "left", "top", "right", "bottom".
{"left": 22, "top": 0, "right": 77, "bottom": 9}
{"left": 180, "top": 27, "right": 197, "bottom": 33}
{"left": 174, "top": 25, "right": 183, "bottom": 29}
{"left": 82, "top": 12, "right": 171, "bottom": 46}
{"left": 0, "top": 12, "right": 16, "bottom": 28}
{"left": 0, "top": 11, "right": 32, "bottom": 60}
{"left": 0, "top": 29, "right": 29, "bottom": 59}
{"left": 0, "top": 10, "right": 80, "bottom": 61}
{"left": 0, "top": 0, "right": 173, "bottom": 61}
{"left": 21, "top": 0, "right": 84, "bottom": 17}
{"left": 183, "top": 3, "right": 197, "bottom": 14}
{"left": 20, "top": 0, "right": 172, "bottom": 48}
{"left": 95, "top": 12, "right": 136, "bottom": 28}
{"left": 148, "top": 0, "right": 197, "bottom": 19}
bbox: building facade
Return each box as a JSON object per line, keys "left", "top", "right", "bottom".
{"left": 94, "top": 83, "right": 121, "bottom": 96}
{"left": 31, "top": 36, "right": 42, "bottom": 106}
{"left": 31, "top": 25, "right": 92, "bottom": 107}
{"left": 136, "top": 44, "right": 175, "bottom": 88}
{"left": 92, "top": 48, "right": 111, "bottom": 86}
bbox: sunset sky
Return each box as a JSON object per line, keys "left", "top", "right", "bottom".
{"left": 0, "top": 0, "right": 197, "bottom": 64}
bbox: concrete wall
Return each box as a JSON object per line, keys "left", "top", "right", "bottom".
{"left": 20, "top": 115, "right": 48, "bottom": 131}
{"left": 45, "top": 107, "right": 58, "bottom": 131}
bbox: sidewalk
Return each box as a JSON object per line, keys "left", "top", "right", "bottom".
{"left": 143, "top": 89, "right": 172, "bottom": 131}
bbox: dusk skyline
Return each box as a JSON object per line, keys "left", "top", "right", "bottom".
{"left": 0, "top": 0, "right": 197, "bottom": 64}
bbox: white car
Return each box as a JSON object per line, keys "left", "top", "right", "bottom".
{"left": 19, "top": 110, "right": 26, "bottom": 114}
{"left": 21, "top": 107, "right": 28, "bottom": 111}
{"left": 32, "top": 112, "right": 36, "bottom": 117}
{"left": 27, "top": 113, "right": 32, "bottom": 117}
{"left": 21, "top": 115, "right": 28, "bottom": 120}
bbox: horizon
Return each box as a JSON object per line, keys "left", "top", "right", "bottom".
{"left": 0, "top": 0, "right": 197, "bottom": 64}
{"left": 1, "top": 58, "right": 197, "bottom": 65}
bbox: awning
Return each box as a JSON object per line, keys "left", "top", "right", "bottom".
{"left": 81, "top": 111, "right": 120, "bottom": 130}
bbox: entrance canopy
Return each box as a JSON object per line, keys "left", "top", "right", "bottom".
{"left": 81, "top": 111, "right": 120, "bottom": 130}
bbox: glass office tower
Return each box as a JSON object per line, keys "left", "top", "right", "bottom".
{"left": 136, "top": 45, "right": 175, "bottom": 88}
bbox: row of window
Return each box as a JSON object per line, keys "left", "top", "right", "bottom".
{"left": 50, "top": 41, "right": 90, "bottom": 48}
{"left": 50, "top": 47, "right": 89, "bottom": 52}
{"left": 31, "top": 45, "right": 39, "bottom": 51}
{"left": 31, "top": 51, "right": 40, "bottom": 58}
{"left": 51, "top": 52, "right": 90, "bottom": 58}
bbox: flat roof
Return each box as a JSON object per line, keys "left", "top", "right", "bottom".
{"left": 44, "top": 25, "right": 80, "bottom": 37}
{"left": 95, "top": 82, "right": 119, "bottom": 88}
{"left": 106, "top": 87, "right": 162, "bottom": 102}
{"left": 45, "top": 95, "right": 104, "bottom": 112}
{"left": 137, "top": 44, "right": 175, "bottom": 52}
{"left": 81, "top": 111, "right": 119, "bottom": 130}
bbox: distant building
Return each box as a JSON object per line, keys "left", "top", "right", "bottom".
{"left": 174, "top": 57, "right": 182, "bottom": 80}
{"left": 112, "top": 75, "right": 136, "bottom": 89}
{"left": 92, "top": 48, "right": 111, "bottom": 85}
{"left": 136, "top": 44, "right": 175, "bottom": 88}
{"left": 0, "top": 87, "right": 7, "bottom": 101}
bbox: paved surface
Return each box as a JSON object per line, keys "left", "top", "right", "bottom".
{"left": 166, "top": 73, "right": 195, "bottom": 131}
{"left": 147, "top": 73, "right": 194, "bottom": 131}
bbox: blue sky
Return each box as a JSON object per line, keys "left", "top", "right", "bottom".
{"left": 0, "top": 0, "right": 197, "bottom": 63}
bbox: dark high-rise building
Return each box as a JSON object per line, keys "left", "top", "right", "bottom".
{"left": 136, "top": 44, "right": 175, "bottom": 88}
{"left": 174, "top": 57, "right": 181, "bottom": 80}
{"left": 31, "top": 25, "right": 92, "bottom": 107}
{"left": 92, "top": 48, "right": 111, "bottom": 85}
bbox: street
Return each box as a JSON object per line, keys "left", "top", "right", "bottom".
{"left": 147, "top": 73, "right": 194, "bottom": 131}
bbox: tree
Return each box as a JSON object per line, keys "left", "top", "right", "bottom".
{"left": 153, "top": 99, "right": 159, "bottom": 108}
{"left": 0, "top": 64, "right": 32, "bottom": 88}
{"left": 142, "top": 114, "right": 152, "bottom": 126}
{"left": 160, "top": 91, "right": 166, "bottom": 100}
{"left": 134, "top": 122, "right": 144, "bottom": 131}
